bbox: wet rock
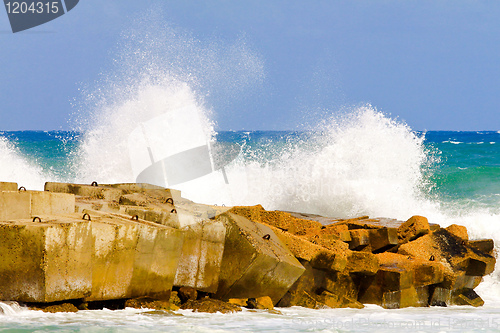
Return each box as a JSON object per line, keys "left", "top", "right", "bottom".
{"left": 180, "top": 298, "right": 242, "bottom": 313}
{"left": 125, "top": 297, "right": 174, "bottom": 311}
{"left": 169, "top": 291, "right": 181, "bottom": 307}
{"left": 178, "top": 287, "right": 198, "bottom": 304}
{"left": 452, "top": 288, "right": 484, "bottom": 307}
{"left": 228, "top": 298, "right": 248, "bottom": 307}
{"left": 246, "top": 296, "right": 274, "bottom": 310}
{"left": 36, "top": 303, "right": 79, "bottom": 313}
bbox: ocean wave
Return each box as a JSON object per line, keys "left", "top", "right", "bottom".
{"left": 0, "top": 136, "right": 47, "bottom": 190}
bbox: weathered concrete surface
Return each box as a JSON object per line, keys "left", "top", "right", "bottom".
{"left": 0, "top": 190, "right": 75, "bottom": 221}
{"left": 0, "top": 182, "right": 18, "bottom": 191}
{"left": 83, "top": 210, "right": 184, "bottom": 301}
{"left": 30, "top": 191, "right": 75, "bottom": 216}
{"left": 174, "top": 220, "right": 226, "bottom": 293}
{"left": 45, "top": 182, "right": 123, "bottom": 202}
{"left": 214, "top": 213, "right": 305, "bottom": 305}
{"left": 0, "top": 216, "right": 92, "bottom": 303}
{"left": 0, "top": 191, "right": 31, "bottom": 220}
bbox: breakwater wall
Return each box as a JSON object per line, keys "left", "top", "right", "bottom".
{"left": 0, "top": 181, "right": 494, "bottom": 311}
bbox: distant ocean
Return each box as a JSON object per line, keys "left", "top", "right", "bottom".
{"left": 0, "top": 109, "right": 499, "bottom": 332}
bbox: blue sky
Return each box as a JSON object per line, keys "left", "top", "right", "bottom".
{"left": 1, "top": 1, "right": 499, "bottom": 131}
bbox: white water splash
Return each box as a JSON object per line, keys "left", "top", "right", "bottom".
{"left": 0, "top": 137, "right": 46, "bottom": 190}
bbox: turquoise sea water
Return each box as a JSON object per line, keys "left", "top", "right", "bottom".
{"left": 1, "top": 129, "right": 498, "bottom": 211}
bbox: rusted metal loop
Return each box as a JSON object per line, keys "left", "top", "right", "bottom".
{"left": 32, "top": 217, "right": 41, "bottom": 223}
{"left": 82, "top": 213, "right": 91, "bottom": 221}
{"left": 131, "top": 215, "right": 139, "bottom": 221}
{"left": 18, "top": 186, "right": 26, "bottom": 191}
{"left": 165, "top": 198, "right": 174, "bottom": 205}
{"left": 171, "top": 209, "right": 177, "bottom": 214}
{"left": 429, "top": 255, "right": 435, "bottom": 261}
{"left": 263, "top": 234, "right": 271, "bottom": 240}
{"left": 91, "top": 181, "right": 98, "bottom": 187}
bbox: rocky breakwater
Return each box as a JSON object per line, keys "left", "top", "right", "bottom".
{"left": 0, "top": 181, "right": 495, "bottom": 312}
{"left": 228, "top": 206, "right": 496, "bottom": 309}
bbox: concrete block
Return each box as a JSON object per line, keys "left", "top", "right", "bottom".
{"left": 469, "top": 239, "right": 494, "bottom": 256}
{"left": 125, "top": 206, "right": 180, "bottom": 228}
{"left": 129, "top": 222, "right": 184, "bottom": 299}
{"left": 228, "top": 206, "right": 323, "bottom": 236}
{"left": 446, "top": 224, "right": 468, "bottom": 240}
{"left": 45, "top": 182, "right": 123, "bottom": 202}
{"left": 348, "top": 229, "right": 370, "bottom": 250}
{"left": 268, "top": 226, "right": 322, "bottom": 261}
{"left": 345, "top": 251, "right": 379, "bottom": 275}
{"left": 430, "top": 287, "right": 452, "bottom": 306}
{"left": 322, "top": 223, "right": 351, "bottom": 242}
{"left": 310, "top": 250, "right": 348, "bottom": 272}
{"left": 85, "top": 211, "right": 184, "bottom": 301}
{"left": 174, "top": 220, "right": 226, "bottom": 293}
{"left": 0, "top": 191, "right": 31, "bottom": 220}
{"left": 30, "top": 191, "right": 75, "bottom": 216}
{"left": 452, "top": 288, "right": 484, "bottom": 307}
{"left": 0, "top": 182, "right": 18, "bottom": 191}
{"left": 399, "top": 229, "right": 496, "bottom": 277}
{"left": 382, "top": 286, "right": 427, "bottom": 309}
{"left": 376, "top": 252, "right": 445, "bottom": 286}
{"left": 368, "top": 227, "right": 398, "bottom": 253}
{"left": 398, "top": 215, "right": 430, "bottom": 244}
{"left": 0, "top": 216, "right": 92, "bottom": 303}
{"left": 215, "top": 213, "right": 305, "bottom": 305}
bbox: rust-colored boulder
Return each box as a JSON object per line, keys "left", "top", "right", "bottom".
{"left": 398, "top": 215, "right": 431, "bottom": 244}
{"left": 446, "top": 224, "right": 468, "bottom": 240}
{"left": 469, "top": 239, "right": 494, "bottom": 256}
{"left": 345, "top": 251, "right": 379, "bottom": 275}
{"left": 398, "top": 229, "right": 495, "bottom": 277}
{"left": 125, "top": 297, "right": 174, "bottom": 311}
{"left": 180, "top": 298, "right": 242, "bottom": 313}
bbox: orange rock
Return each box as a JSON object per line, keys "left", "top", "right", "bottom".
{"left": 345, "top": 252, "right": 379, "bottom": 275}
{"left": 446, "top": 224, "right": 468, "bottom": 240}
{"left": 399, "top": 228, "right": 495, "bottom": 277}
{"left": 398, "top": 215, "right": 431, "bottom": 244}
{"left": 469, "top": 239, "right": 494, "bottom": 256}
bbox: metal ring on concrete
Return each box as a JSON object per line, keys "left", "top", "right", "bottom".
{"left": 32, "top": 217, "right": 41, "bottom": 223}
{"left": 82, "top": 213, "right": 91, "bottom": 221}
{"left": 429, "top": 255, "right": 435, "bottom": 261}
{"left": 165, "top": 198, "right": 174, "bottom": 205}
{"left": 18, "top": 186, "right": 26, "bottom": 191}
{"left": 131, "top": 215, "right": 139, "bottom": 221}
{"left": 171, "top": 209, "right": 177, "bottom": 214}
{"left": 263, "top": 234, "right": 271, "bottom": 240}
{"left": 91, "top": 181, "right": 98, "bottom": 187}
